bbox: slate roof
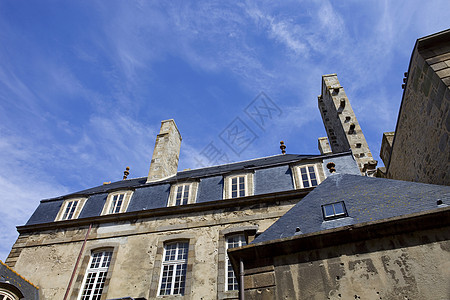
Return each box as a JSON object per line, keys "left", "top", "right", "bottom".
{"left": 253, "top": 173, "right": 450, "bottom": 244}
{"left": 46, "top": 154, "right": 315, "bottom": 200}
{"left": 43, "top": 152, "right": 356, "bottom": 201}
{"left": 24, "top": 152, "right": 360, "bottom": 226}
{"left": 0, "top": 260, "right": 39, "bottom": 299}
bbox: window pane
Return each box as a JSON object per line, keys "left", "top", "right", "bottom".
{"left": 67, "top": 201, "right": 78, "bottom": 219}
{"left": 323, "top": 204, "right": 335, "bottom": 217}
{"left": 114, "top": 194, "right": 124, "bottom": 213}
{"left": 300, "top": 167, "right": 307, "bottom": 175}
{"left": 333, "top": 202, "right": 345, "bottom": 215}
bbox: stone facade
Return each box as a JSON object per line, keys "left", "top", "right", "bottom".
{"left": 8, "top": 193, "right": 300, "bottom": 299}
{"left": 380, "top": 132, "right": 395, "bottom": 167}
{"left": 386, "top": 29, "right": 450, "bottom": 185}
{"left": 229, "top": 208, "right": 450, "bottom": 300}
{"left": 318, "top": 74, "right": 377, "bottom": 175}
{"left": 5, "top": 146, "right": 357, "bottom": 299}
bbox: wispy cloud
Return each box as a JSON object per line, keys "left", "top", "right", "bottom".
{"left": 1, "top": 0, "right": 449, "bottom": 261}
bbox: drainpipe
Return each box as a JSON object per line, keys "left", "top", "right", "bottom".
{"left": 63, "top": 223, "right": 92, "bottom": 300}
{"left": 239, "top": 258, "right": 245, "bottom": 300}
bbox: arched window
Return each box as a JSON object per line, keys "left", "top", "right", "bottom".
{"left": 0, "top": 289, "right": 19, "bottom": 300}
{"left": 78, "top": 250, "right": 113, "bottom": 300}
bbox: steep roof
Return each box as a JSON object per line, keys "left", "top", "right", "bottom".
{"left": 43, "top": 153, "right": 332, "bottom": 201}
{"left": 24, "top": 151, "right": 360, "bottom": 227}
{"left": 253, "top": 173, "right": 450, "bottom": 243}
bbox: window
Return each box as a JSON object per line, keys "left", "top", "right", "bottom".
{"left": 101, "top": 191, "right": 133, "bottom": 215}
{"left": 175, "top": 184, "right": 190, "bottom": 205}
{"left": 109, "top": 193, "right": 124, "bottom": 214}
{"left": 322, "top": 202, "right": 347, "bottom": 220}
{"left": 55, "top": 198, "right": 86, "bottom": 221}
{"left": 231, "top": 176, "right": 245, "bottom": 198}
{"left": 291, "top": 163, "right": 322, "bottom": 190}
{"left": 159, "top": 242, "right": 189, "bottom": 296}
{"left": 223, "top": 173, "right": 254, "bottom": 199}
{"left": 79, "top": 251, "right": 112, "bottom": 300}
{"left": 62, "top": 200, "right": 78, "bottom": 220}
{"left": 298, "top": 165, "right": 319, "bottom": 188}
{"left": 168, "top": 182, "right": 198, "bottom": 206}
{"left": 226, "top": 234, "right": 246, "bottom": 291}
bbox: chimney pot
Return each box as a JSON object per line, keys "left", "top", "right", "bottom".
{"left": 326, "top": 162, "right": 336, "bottom": 173}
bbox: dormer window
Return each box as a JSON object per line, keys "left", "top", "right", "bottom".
{"left": 109, "top": 193, "right": 125, "bottom": 214}
{"left": 101, "top": 191, "right": 133, "bottom": 215}
{"left": 63, "top": 200, "right": 78, "bottom": 219}
{"left": 168, "top": 182, "right": 198, "bottom": 206}
{"left": 55, "top": 198, "right": 86, "bottom": 221}
{"left": 223, "top": 173, "right": 254, "bottom": 199}
{"left": 231, "top": 176, "right": 245, "bottom": 198}
{"left": 292, "top": 163, "right": 322, "bottom": 189}
{"left": 322, "top": 201, "right": 347, "bottom": 220}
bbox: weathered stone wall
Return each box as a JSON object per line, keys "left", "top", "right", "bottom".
{"left": 147, "top": 119, "right": 182, "bottom": 183}
{"left": 387, "top": 32, "right": 450, "bottom": 185}
{"left": 380, "top": 131, "right": 394, "bottom": 167}
{"left": 319, "top": 74, "right": 376, "bottom": 175}
{"left": 10, "top": 200, "right": 296, "bottom": 300}
{"left": 243, "top": 225, "right": 450, "bottom": 300}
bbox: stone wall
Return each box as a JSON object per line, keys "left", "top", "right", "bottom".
{"left": 242, "top": 225, "right": 450, "bottom": 300}
{"left": 9, "top": 199, "right": 297, "bottom": 300}
{"left": 380, "top": 132, "right": 394, "bottom": 167}
{"left": 387, "top": 30, "right": 450, "bottom": 185}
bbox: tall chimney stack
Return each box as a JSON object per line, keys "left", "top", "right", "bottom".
{"left": 146, "top": 119, "right": 182, "bottom": 183}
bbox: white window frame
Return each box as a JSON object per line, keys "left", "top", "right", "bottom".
{"left": 55, "top": 198, "right": 87, "bottom": 221}
{"left": 168, "top": 182, "right": 198, "bottom": 206}
{"left": 158, "top": 241, "right": 189, "bottom": 296}
{"left": 78, "top": 250, "right": 113, "bottom": 300}
{"left": 101, "top": 191, "right": 133, "bottom": 215}
{"left": 225, "top": 234, "right": 246, "bottom": 291}
{"left": 293, "top": 164, "right": 321, "bottom": 189}
{"left": 223, "top": 173, "right": 254, "bottom": 199}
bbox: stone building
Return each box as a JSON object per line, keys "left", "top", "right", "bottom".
{"left": 3, "top": 29, "right": 450, "bottom": 300}
{"left": 379, "top": 29, "right": 450, "bottom": 185}
{"left": 4, "top": 119, "right": 360, "bottom": 299}
{"left": 228, "top": 174, "right": 450, "bottom": 299}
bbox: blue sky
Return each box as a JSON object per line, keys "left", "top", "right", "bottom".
{"left": 0, "top": 1, "right": 449, "bottom": 260}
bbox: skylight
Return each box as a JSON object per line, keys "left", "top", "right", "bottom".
{"left": 322, "top": 202, "right": 347, "bottom": 220}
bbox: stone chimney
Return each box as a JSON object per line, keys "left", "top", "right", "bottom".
{"left": 147, "top": 119, "right": 182, "bottom": 183}
{"left": 318, "top": 137, "right": 332, "bottom": 155}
